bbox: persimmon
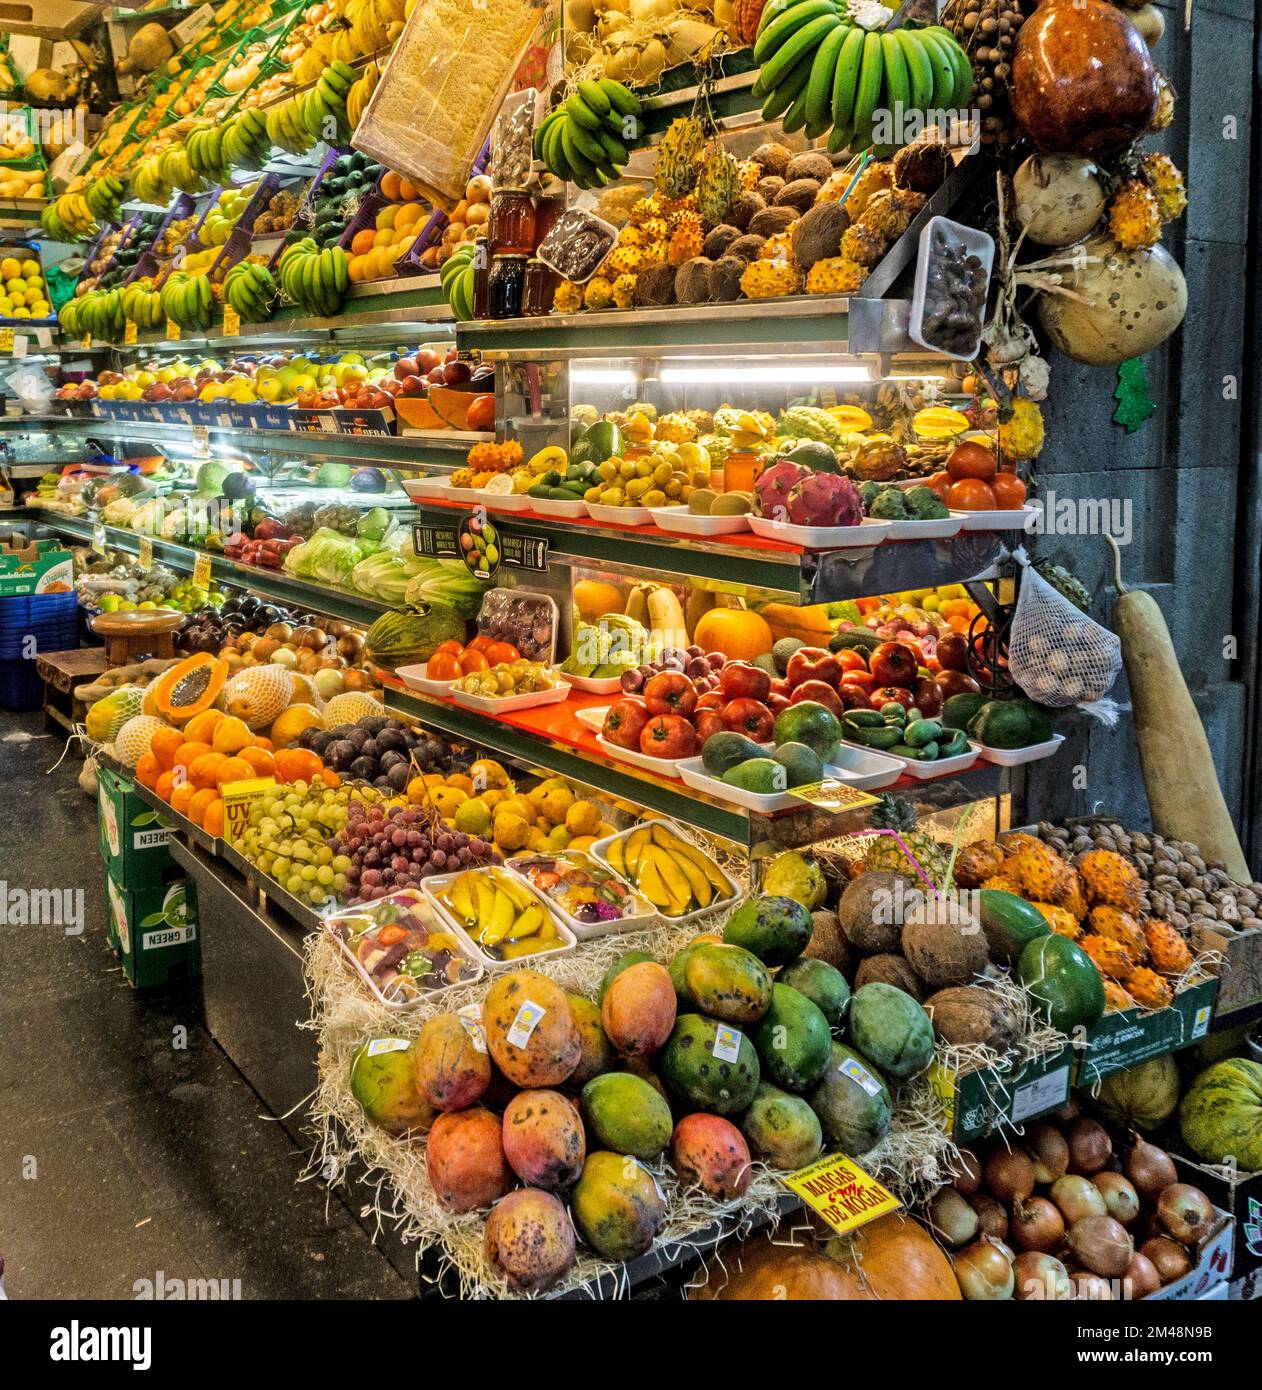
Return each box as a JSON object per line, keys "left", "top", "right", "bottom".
{"left": 170, "top": 782, "right": 195, "bottom": 814}
{"left": 187, "top": 787, "right": 219, "bottom": 827}
{"left": 201, "top": 798, "right": 225, "bottom": 837}
{"left": 274, "top": 748, "right": 324, "bottom": 784}
{"left": 460, "top": 649, "right": 490, "bottom": 673}
{"left": 428, "top": 651, "right": 463, "bottom": 680}
{"left": 925, "top": 470, "right": 953, "bottom": 499}
{"left": 946, "top": 441, "right": 997, "bottom": 481}
{"left": 484, "top": 641, "right": 520, "bottom": 664}
{"left": 237, "top": 746, "right": 275, "bottom": 776}
{"left": 433, "top": 640, "right": 464, "bottom": 656}
{"left": 155, "top": 770, "right": 176, "bottom": 802}
{"left": 150, "top": 726, "right": 184, "bottom": 772}
{"left": 946, "top": 477, "right": 997, "bottom": 510}
{"left": 134, "top": 752, "right": 161, "bottom": 789}
{"left": 990, "top": 473, "right": 1028, "bottom": 508}
{"left": 215, "top": 757, "right": 255, "bottom": 786}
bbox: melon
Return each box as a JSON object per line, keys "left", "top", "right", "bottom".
{"left": 1096, "top": 1054, "right": 1181, "bottom": 1131}
{"left": 222, "top": 666, "right": 295, "bottom": 729}
{"left": 323, "top": 691, "right": 386, "bottom": 729}
{"left": 1179, "top": 1059, "right": 1262, "bottom": 1171}
{"left": 271, "top": 703, "right": 324, "bottom": 748}
{"left": 114, "top": 715, "right": 168, "bottom": 769}
{"left": 85, "top": 686, "right": 146, "bottom": 744}
{"left": 288, "top": 672, "right": 324, "bottom": 708}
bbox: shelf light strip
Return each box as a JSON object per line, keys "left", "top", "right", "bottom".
{"left": 658, "top": 365, "right": 873, "bottom": 385}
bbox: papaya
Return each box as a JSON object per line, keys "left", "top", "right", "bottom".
{"left": 413, "top": 1013, "right": 491, "bottom": 1111}
{"left": 565, "top": 992, "right": 615, "bottom": 1086}
{"left": 571, "top": 1151, "right": 666, "bottom": 1261}
{"left": 807, "top": 1042, "right": 891, "bottom": 1155}
{"left": 582, "top": 1071, "right": 673, "bottom": 1161}
{"left": 150, "top": 652, "right": 228, "bottom": 725}
{"left": 670, "top": 1114, "right": 752, "bottom": 1198}
{"left": 659, "top": 1013, "right": 760, "bottom": 1115}
{"left": 598, "top": 949, "right": 655, "bottom": 1004}
{"left": 752, "top": 983, "right": 833, "bottom": 1092}
{"left": 601, "top": 961, "right": 677, "bottom": 1057}
{"left": 723, "top": 894, "right": 812, "bottom": 966}
{"left": 678, "top": 943, "right": 773, "bottom": 1024}
{"left": 742, "top": 1083, "right": 824, "bottom": 1170}
{"left": 846, "top": 982, "right": 935, "bottom": 1079}
{"left": 779, "top": 956, "right": 850, "bottom": 1027}
{"left": 978, "top": 889, "right": 1052, "bottom": 964}
{"left": 348, "top": 1037, "right": 434, "bottom": 1136}
{"left": 485, "top": 1188, "right": 576, "bottom": 1293}
{"left": 501, "top": 1088, "right": 586, "bottom": 1190}
{"left": 484, "top": 969, "right": 581, "bottom": 1088}
{"left": 426, "top": 1107, "right": 514, "bottom": 1212}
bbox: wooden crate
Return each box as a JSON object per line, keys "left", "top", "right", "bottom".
{"left": 36, "top": 647, "right": 108, "bottom": 740}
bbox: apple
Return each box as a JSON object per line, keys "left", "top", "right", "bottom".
{"left": 442, "top": 360, "right": 471, "bottom": 385}
{"left": 416, "top": 348, "right": 442, "bottom": 373}
{"left": 426, "top": 366, "right": 445, "bottom": 385}
{"left": 393, "top": 357, "right": 419, "bottom": 380}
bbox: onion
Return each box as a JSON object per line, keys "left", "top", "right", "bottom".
{"left": 1011, "top": 1196, "right": 1066, "bottom": 1254}
{"left": 1066, "top": 1116, "right": 1112, "bottom": 1175}
{"left": 1157, "top": 1183, "right": 1215, "bottom": 1244}
{"left": 927, "top": 1185, "right": 980, "bottom": 1248}
{"left": 968, "top": 1191, "right": 1010, "bottom": 1241}
{"left": 984, "top": 1146, "right": 1036, "bottom": 1203}
{"left": 1067, "top": 1214, "right": 1134, "bottom": 1277}
{"left": 952, "top": 1147, "right": 982, "bottom": 1196}
{"left": 1025, "top": 1120, "right": 1070, "bottom": 1184}
{"left": 1051, "top": 1173, "right": 1108, "bottom": 1224}
{"left": 1142, "top": 1235, "right": 1193, "bottom": 1285}
{"left": 1013, "top": 1250, "right": 1073, "bottom": 1301}
{"left": 1071, "top": 1270, "right": 1115, "bottom": 1300}
{"left": 1092, "top": 1171, "right": 1141, "bottom": 1226}
{"left": 954, "top": 1238, "right": 1015, "bottom": 1300}
{"left": 1121, "top": 1251, "right": 1162, "bottom": 1300}
{"left": 1054, "top": 1097, "right": 1082, "bottom": 1125}
{"left": 1124, "top": 1135, "right": 1177, "bottom": 1202}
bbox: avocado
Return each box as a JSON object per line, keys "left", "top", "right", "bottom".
{"left": 941, "top": 691, "right": 988, "bottom": 731}
{"left": 968, "top": 700, "right": 1032, "bottom": 750}
{"left": 701, "top": 731, "right": 766, "bottom": 777}
{"left": 773, "top": 741, "right": 823, "bottom": 787}
{"left": 752, "top": 652, "right": 779, "bottom": 676}
{"left": 722, "top": 758, "right": 785, "bottom": 794}
{"left": 771, "top": 701, "right": 842, "bottom": 762}
{"left": 711, "top": 491, "right": 753, "bottom": 516}
{"left": 771, "top": 637, "right": 804, "bottom": 674}
{"left": 783, "top": 439, "right": 840, "bottom": 474}
{"left": 1015, "top": 698, "right": 1055, "bottom": 744}
{"left": 569, "top": 420, "right": 623, "bottom": 466}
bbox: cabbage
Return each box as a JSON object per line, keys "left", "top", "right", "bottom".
{"left": 283, "top": 527, "right": 365, "bottom": 587}
{"left": 356, "top": 506, "right": 395, "bottom": 542}
{"left": 403, "top": 560, "right": 490, "bottom": 619}
{"left": 351, "top": 552, "right": 418, "bottom": 605}
{"left": 195, "top": 459, "right": 231, "bottom": 497}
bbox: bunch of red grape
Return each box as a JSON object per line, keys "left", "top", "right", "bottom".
{"left": 337, "top": 800, "right": 501, "bottom": 901}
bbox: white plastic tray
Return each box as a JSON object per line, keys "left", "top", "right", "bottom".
{"left": 393, "top": 661, "right": 458, "bottom": 696}
{"left": 504, "top": 852, "right": 658, "bottom": 940}
{"left": 524, "top": 494, "right": 588, "bottom": 518}
{"left": 557, "top": 669, "right": 625, "bottom": 695}
{"left": 886, "top": 513, "right": 966, "bottom": 541}
{"left": 748, "top": 515, "right": 891, "bottom": 549}
{"left": 444, "top": 485, "right": 529, "bottom": 512}
{"left": 595, "top": 731, "right": 685, "bottom": 779}
{"left": 908, "top": 215, "right": 996, "bottom": 362}
{"left": 422, "top": 869, "right": 577, "bottom": 970}
{"left": 677, "top": 740, "right": 905, "bottom": 810}
{"left": 450, "top": 682, "right": 570, "bottom": 714}
{"left": 824, "top": 741, "right": 907, "bottom": 790}
{"left": 841, "top": 738, "right": 980, "bottom": 779}
{"left": 959, "top": 505, "right": 1039, "bottom": 532}
{"left": 576, "top": 704, "right": 610, "bottom": 733}
{"left": 585, "top": 501, "right": 654, "bottom": 525}
{"left": 649, "top": 505, "right": 751, "bottom": 537}
{"left": 590, "top": 821, "right": 741, "bottom": 925}
{"left": 402, "top": 476, "right": 450, "bottom": 501}
{"left": 970, "top": 732, "right": 1065, "bottom": 767}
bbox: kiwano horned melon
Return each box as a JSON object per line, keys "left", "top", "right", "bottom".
{"left": 742, "top": 1083, "right": 824, "bottom": 1171}
{"left": 85, "top": 686, "right": 146, "bottom": 744}
{"left": 571, "top": 1150, "right": 667, "bottom": 1261}
{"left": 426, "top": 1106, "right": 514, "bottom": 1212}
{"left": 150, "top": 652, "right": 228, "bottom": 724}
{"left": 670, "top": 1113, "right": 751, "bottom": 1198}
{"left": 322, "top": 691, "right": 386, "bottom": 730}
{"left": 600, "top": 961, "right": 677, "bottom": 1056}
{"left": 501, "top": 1088, "right": 586, "bottom": 1191}
{"left": 413, "top": 1013, "right": 491, "bottom": 1112}
{"left": 582, "top": 1071, "right": 673, "bottom": 1162}
{"left": 349, "top": 1037, "right": 435, "bottom": 1137}
{"left": 660, "top": 1013, "right": 760, "bottom": 1115}
{"left": 484, "top": 970, "right": 581, "bottom": 1088}
{"left": 114, "top": 714, "right": 168, "bottom": 768}
{"left": 807, "top": 1041, "right": 891, "bottom": 1155}
{"left": 222, "top": 665, "right": 295, "bottom": 730}
{"left": 485, "top": 1188, "right": 577, "bottom": 1294}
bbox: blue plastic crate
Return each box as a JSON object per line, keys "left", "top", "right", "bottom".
{"left": 0, "top": 658, "right": 45, "bottom": 710}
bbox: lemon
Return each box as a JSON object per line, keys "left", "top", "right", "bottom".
{"left": 453, "top": 798, "right": 491, "bottom": 835}
{"left": 20, "top": 259, "right": 39, "bottom": 279}
{"left": 0, "top": 258, "right": 18, "bottom": 280}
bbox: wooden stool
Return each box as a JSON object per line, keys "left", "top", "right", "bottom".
{"left": 90, "top": 610, "right": 184, "bottom": 665}
{"left": 35, "top": 647, "right": 110, "bottom": 741}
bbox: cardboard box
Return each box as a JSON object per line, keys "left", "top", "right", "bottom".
{"left": 1173, "top": 1152, "right": 1262, "bottom": 1286}
{"left": 1192, "top": 919, "right": 1262, "bottom": 1019}
{"left": 0, "top": 537, "right": 73, "bottom": 596}
{"left": 1144, "top": 1206, "right": 1233, "bottom": 1301}
{"left": 104, "top": 864, "right": 200, "bottom": 990}
{"left": 97, "top": 763, "right": 175, "bottom": 887}
{"left": 930, "top": 1045, "right": 1076, "bottom": 1144}
{"left": 1075, "top": 978, "right": 1219, "bottom": 1086}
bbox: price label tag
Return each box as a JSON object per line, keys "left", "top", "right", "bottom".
{"left": 12, "top": 334, "right": 26, "bottom": 358}
{"left": 786, "top": 782, "right": 882, "bottom": 814}
{"left": 192, "top": 425, "right": 210, "bottom": 456}
{"left": 712, "top": 1024, "right": 744, "bottom": 1064}
{"left": 137, "top": 536, "right": 154, "bottom": 569}
{"left": 123, "top": 319, "right": 138, "bottom": 345}
{"left": 220, "top": 776, "right": 275, "bottom": 845}
{"left": 81, "top": 333, "right": 92, "bottom": 349}
{"left": 192, "top": 551, "right": 213, "bottom": 589}
{"left": 223, "top": 305, "right": 240, "bottom": 337}
{"left": 506, "top": 1000, "right": 547, "bottom": 1050}
{"left": 364, "top": 1037, "right": 410, "bottom": 1057}
{"left": 779, "top": 1153, "right": 901, "bottom": 1238}
{"left": 92, "top": 522, "right": 107, "bottom": 554}
{"left": 0, "top": 327, "right": 13, "bottom": 352}
{"left": 165, "top": 318, "right": 181, "bottom": 340}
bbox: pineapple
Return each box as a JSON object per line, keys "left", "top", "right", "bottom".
{"left": 863, "top": 795, "right": 950, "bottom": 888}
{"left": 1127, "top": 966, "right": 1173, "bottom": 1010}
{"left": 1077, "top": 849, "right": 1143, "bottom": 912}
{"left": 655, "top": 117, "right": 704, "bottom": 200}
{"left": 1081, "top": 934, "right": 1135, "bottom": 982}
{"left": 1087, "top": 905, "right": 1145, "bottom": 960}
{"left": 1030, "top": 902, "right": 1081, "bottom": 940}
{"left": 1144, "top": 919, "right": 1192, "bottom": 976}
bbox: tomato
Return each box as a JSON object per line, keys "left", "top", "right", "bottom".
{"left": 785, "top": 647, "right": 842, "bottom": 691}
{"left": 602, "top": 698, "right": 650, "bottom": 750}
{"left": 946, "top": 477, "right": 997, "bottom": 511}
{"left": 990, "top": 472, "right": 1028, "bottom": 508}
{"left": 913, "top": 676, "right": 944, "bottom": 717}
{"left": 639, "top": 714, "right": 698, "bottom": 759}
{"left": 433, "top": 640, "right": 465, "bottom": 656}
{"left": 946, "top": 440, "right": 997, "bottom": 481}
{"left": 767, "top": 691, "right": 791, "bottom": 714}
{"left": 693, "top": 708, "right": 726, "bottom": 744}
{"left": 459, "top": 649, "right": 490, "bottom": 673}
{"left": 788, "top": 680, "right": 845, "bottom": 718}
{"left": 837, "top": 649, "right": 869, "bottom": 673}
{"left": 870, "top": 686, "right": 915, "bottom": 711}
{"left": 936, "top": 632, "right": 970, "bottom": 672}
{"left": 720, "top": 697, "right": 775, "bottom": 741}
{"left": 841, "top": 669, "right": 876, "bottom": 694}
{"left": 936, "top": 669, "right": 982, "bottom": 698}
{"left": 467, "top": 634, "right": 498, "bottom": 655}
{"left": 926, "top": 471, "right": 953, "bottom": 499}
{"left": 695, "top": 691, "right": 725, "bottom": 712}
{"left": 427, "top": 651, "right": 462, "bottom": 680}
{"left": 484, "top": 641, "right": 520, "bottom": 664}
{"left": 869, "top": 640, "right": 920, "bottom": 688}
{"left": 718, "top": 662, "right": 772, "bottom": 701}
{"left": 643, "top": 671, "right": 698, "bottom": 718}
{"left": 838, "top": 684, "right": 873, "bottom": 710}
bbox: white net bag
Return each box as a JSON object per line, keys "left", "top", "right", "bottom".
{"left": 1006, "top": 547, "right": 1122, "bottom": 724}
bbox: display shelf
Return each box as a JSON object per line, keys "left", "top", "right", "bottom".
{"left": 383, "top": 681, "right": 1003, "bottom": 852}
{"left": 409, "top": 501, "right": 1006, "bottom": 602}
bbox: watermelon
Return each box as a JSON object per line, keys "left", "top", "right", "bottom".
{"left": 1179, "top": 1059, "right": 1262, "bottom": 1171}
{"left": 1018, "top": 933, "right": 1105, "bottom": 1035}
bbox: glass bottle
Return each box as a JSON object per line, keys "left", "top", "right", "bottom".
{"left": 487, "top": 253, "right": 528, "bottom": 319}
{"left": 488, "top": 189, "right": 536, "bottom": 256}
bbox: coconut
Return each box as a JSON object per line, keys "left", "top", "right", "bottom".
{"left": 786, "top": 152, "right": 833, "bottom": 184}
{"left": 901, "top": 899, "right": 989, "bottom": 990}
{"left": 773, "top": 179, "right": 821, "bottom": 214}
{"left": 854, "top": 953, "right": 926, "bottom": 1001}
{"left": 792, "top": 202, "right": 850, "bottom": 271}
{"left": 702, "top": 224, "right": 743, "bottom": 260}
{"left": 675, "top": 256, "right": 714, "bottom": 305}
{"left": 924, "top": 987, "right": 1021, "bottom": 1049}
{"left": 748, "top": 206, "right": 797, "bottom": 239}
{"left": 755, "top": 176, "right": 786, "bottom": 204}
{"left": 633, "top": 263, "right": 677, "bottom": 307}
{"left": 837, "top": 872, "right": 911, "bottom": 953}
{"left": 708, "top": 256, "right": 745, "bottom": 302}
{"left": 804, "top": 909, "right": 852, "bottom": 972}
{"left": 1013, "top": 155, "right": 1107, "bottom": 247}
{"left": 727, "top": 191, "right": 765, "bottom": 231}
{"left": 724, "top": 233, "right": 767, "bottom": 262}
{"left": 751, "top": 142, "right": 792, "bottom": 178}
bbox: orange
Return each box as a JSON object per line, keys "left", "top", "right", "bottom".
{"left": 150, "top": 726, "right": 184, "bottom": 771}
{"left": 316, "top": 769, "right": 340, "bottom": 790}
{"left": 211, "top": 716, "right": 253, "bottom": 754}
{"left": 183, "top": 709, "right": 224, "bottom": 744}
{"left": 945, "top": 477, "right": 997, "bottom": 511}
{"left": 173, "top": 740, "right": 213, "bottom": 777}
{"left": 446, "top": 772, "right": 474, "bottom": 795}
{"left": 395, "top": 202, "right": 423, "bottom": 229}
{"left": 398, "top": 177, "right": 418, "bottom": 201}
{"left": 170, "top": 782, "right": 195, "bottom": 814}
{"left": 393, "top": 234, "right": 416, "bottom": 260}
{"left": 155, "top": 770, "right": 177, "bottom": 801}
{"left": 348, "top": 255, "right": 367, "bottom": 282}
{"left": 351, "top": 228, "right": 376, "bottom": 256}
{"left": 274, "top": 747, "right": 323, "bottom": 784}
{"left": 135, "top": 752, "right": 160, "bottom": 789}
{"left": 380, "top": 170, "right": 402, "bottom": 200}
{"left": 214, "top": 756, "right": 254, "bottom": 786}
{"left": 238, "top": 746, "right": 275, "bottom": 776}
{"left": 202, "top": 798, "right": 225, "bottom": 837}
{"left": 254, "top": 736, "right": 274, "bottom": 752}
{"left": 189, "top": 751, "right": 228, "bottom": 789}
{"left": 187, "top": 787, "right": 219, "bottom": 827}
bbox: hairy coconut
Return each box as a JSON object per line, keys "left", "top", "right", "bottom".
{"left": 854, "top": 953, "right": 926, "bottom": 1001}
{"left": 924, "top": 986, "right": 1021, "bottom": 1049}
{"left": 837, "top": 871, "right": 910, "bottom": 953}
{"left": 901, "top": 899, "right": 988, "bottom": 990}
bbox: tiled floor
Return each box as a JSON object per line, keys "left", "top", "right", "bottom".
{"left": 0, "top": 712, "right": 412, "bottom": 1299}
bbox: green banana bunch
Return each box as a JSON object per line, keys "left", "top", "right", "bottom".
{"left": 438, "top": 242, "right": 475, "bottom": 322}
{"left": 750, "top": 1, "right": 973, "bottom": 153}
{"left": 44, "top": 191, "right": 97, "bottom": 240}
{"left": 536, "top": 78, "right": 647, "bottom": 190}
{"left": 121, "top": 283, "right": 165, "bottom": 332}
{"left": 265, "top": 98, "right": 317, "bottom": 157}
{"left": 58, "top": 296, "right": 81, "bottom": 337}
{"left": 131, "top": 155, "right": 169, "bottom": 208}
{"left": 223, "top": 261, "right": 278, "bottom": 323}
{"left": 186, "top": 124, "right": 228, "bottom": 183}
{"left": 276, "top": 238, "right": 349, "bottom": 318}
{"left": 67, "top": 288, "right": 125, "bottom": 342}
{"left": 160, "top": 271, "right": 214, "bottom": 333}
{"left": 219, "top": 108, "right": 271, "bottom": 174}
{"left": 300, "top": 60, "right": 357, "bottom": 144}
{"left": 85, "top": 174, "right": 126, "bottom": 222}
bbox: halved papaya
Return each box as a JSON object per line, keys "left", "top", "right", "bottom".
{"left": 151, "top": 653, "right": 229, "bottom": 726}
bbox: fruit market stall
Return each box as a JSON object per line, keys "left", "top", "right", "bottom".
{"left": 5, "top": 0, "right": 1259, "bottom": 1308}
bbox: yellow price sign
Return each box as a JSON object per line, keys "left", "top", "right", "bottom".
{"left": 80, "top": 333, "right": 92, "bottom": 349}
{"left": 219, "top": 777, "right": 276, "bottom": 845}
{"left": 223, "top": 305, "right": 240, "bottom": 337}
{"left": 165, "top": 318, "right": 181, "bottom": 340}
{"left": 787, "top": 782, "right": 882, "bottom": 814}
{"left": 138, "top": 536, "right": 154, "bottom": 569}
{"left": 124, "top": 319, "right": 138, "bottom": 345}
{"left": 779, "top": 1152, "right": 901, "bottom": 1237}
{"left": 0, "top": 327, "right": 13, "bottom": 352}
{"left": 192, "top": 551, "right": 213, "bottom": 589}
{"left": 927, "top": 1058, "right": 958, "bottom": 1132}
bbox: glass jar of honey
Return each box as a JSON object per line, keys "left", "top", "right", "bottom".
{"left": 488, "top": 188, "right": 536, "bottom": 256}
{"left": 487, "top": 253, "right": 528, "bottom": 319}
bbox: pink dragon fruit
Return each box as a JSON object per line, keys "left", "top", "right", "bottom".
{"left": 786, "top": 472, "right": 864, "bottom": 528}
{"left": 754, "top": 461, "right": 811, "bottom": 519}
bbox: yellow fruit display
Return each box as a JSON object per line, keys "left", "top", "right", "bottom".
{"left": 605, "top": 823, "right": 733, "bottom": 917}
{"left": 434, "top": 868, "right": 567, "bottom": 962}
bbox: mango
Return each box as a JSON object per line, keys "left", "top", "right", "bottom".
{"left": 752, "top": 983, "right": 833, "bottom": 1092}
{"left": 566, "top": 991, "right": 616, "bottom": 1086}
{"left": 484, "top": 969, "right": 581, "bottom": 1087}
{"left": 723, "top": 894, "right": 813, "bottom": 966}
{"left": 779, "top": 956, "right": 851, "bottom": 1027}
{"left": 426, "top": 1107, "right": 513, "bottom": 1212}
{"left": 598, "top": 949, "right": 655, "bottom": 1004}
{"left": 348, "top": 1037, "right": 434, "bottom": 1137}
{"left": 670, "top": 1114, "right": 752, "bottom": 1198}
{"left": 659, "top": 1013, "right": 760, "bottom": 1116}
{"left": 741, "top": 1083, "right": 824, "bottom": 1170}
{"left": 501, "top": 1088, "right": 586, "bottom": 1191}
{"left": 601, "top": 961, "right": 677, "bottom": 1057}
{"left": 485, "top": 1188, "right": 577, "bottom": 1294}
{"left": 582, "top": 1072, "right": 673, "bottom": 1161}
{"left": 571, "top": 1151, "right": 667, "bottom": 1261}
{"left": 413, "top": 1013, "right": 491, "bottom": 1111}
{"left": 678, "top": 943, "right": 773, "bottom": 1024}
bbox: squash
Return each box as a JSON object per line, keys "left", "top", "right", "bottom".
{"left": 1095, "top": 1054, "right": 1181, "bottom": 1131}
{"left": 757, "top": 601, "right": 836, "bottom": 647}
{"left": 1179, "top": 1058, "right": 1262, "bottom": 1171}
{"left": 149, "top": 653, "right": 228, "bottom": 726}
{"left": 1113, "top": 546, "right": 1250, "bottom": 880}
{"left": 692, "top": 606, "right": 773, "bottom": 662}
{"left": 690, "top": 1231, "right": 854, "bottom": 1299}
